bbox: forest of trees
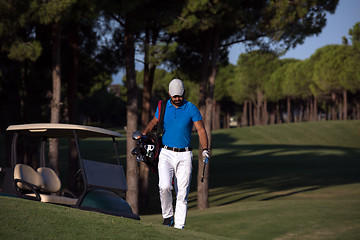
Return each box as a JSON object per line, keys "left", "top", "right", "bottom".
{"left": 3, "top": 0, "right": 357, "bottom": 215}
{"left": 216, "top": 37, "right": 360, "bottom": 128}
{"left": 125, "top": 33, "right": 360, "bottom": 131}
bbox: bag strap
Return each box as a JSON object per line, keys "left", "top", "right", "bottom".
{"left": 157, "top": 100, "right": 166, "bottom": 135}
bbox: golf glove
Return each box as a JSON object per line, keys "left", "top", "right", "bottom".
{"left": 202, "top": 149, "right": 210, "bottom": 163}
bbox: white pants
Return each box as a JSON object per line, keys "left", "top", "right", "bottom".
{"left": 158, "top": 148, "right": 193, "bottom": 229}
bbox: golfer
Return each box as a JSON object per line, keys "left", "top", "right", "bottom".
{"left": 142, "top": 79, "right": 210, "bottom": 229}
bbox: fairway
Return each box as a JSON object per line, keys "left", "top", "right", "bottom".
{"left": 1, "top": 120, "right": 360, "bottom": 239}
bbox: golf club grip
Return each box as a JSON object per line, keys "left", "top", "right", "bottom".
{"left": 201, "top": 158, "right": 207, "bottom": 182}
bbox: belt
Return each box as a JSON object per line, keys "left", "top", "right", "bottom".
{"left": 162, "top": 145, "right": 193, "bottom": 152}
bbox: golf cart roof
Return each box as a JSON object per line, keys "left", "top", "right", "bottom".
{"left": 6, "top": 123, "right": 122, "bottom": 138}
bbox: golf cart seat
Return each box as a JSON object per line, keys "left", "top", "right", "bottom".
{"left": 81, "top": 159, "right": 127, "bottom": 194}
{"left": 13, "top": 164, "right": 78, "bottom": 206}
{"left": 37, "top": 167, "right": 61, "bottom": 192}
{"left": 14, "top": 164, "right": 43, "bottom": 191}
{"left": 75, "top": 159, "right": 140, "bottom": 220}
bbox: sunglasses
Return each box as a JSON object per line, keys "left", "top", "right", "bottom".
{"left": 172, "top": 95, "right": 184, "bottom": 98}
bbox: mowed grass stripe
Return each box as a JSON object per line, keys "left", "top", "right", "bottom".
{"left": 213, "top": 120, "right": 360, "bottom": 148}
{"left": 185, "top": 198, "right": 360, "bottom": 240}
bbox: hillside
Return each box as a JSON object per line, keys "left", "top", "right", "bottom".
{"left": 1, "top": 120, "right": 360, "bottom": 239}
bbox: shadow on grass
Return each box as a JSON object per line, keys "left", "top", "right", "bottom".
{"left": 188, "top": 132, "right": 360, "bottom": 209}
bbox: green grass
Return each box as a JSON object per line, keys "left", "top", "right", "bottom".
{"left": 196, "top": 120, "right": 360, "bottom": 209}
{"left": 0, "top": 196, "right": 229, "bottom": 240}
{"left": 1, "top": 120, "right": 360, "bottom": 239}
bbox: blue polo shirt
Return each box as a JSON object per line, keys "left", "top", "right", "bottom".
{"left": 155, "top": 99, "right": 202, "bottom": 148}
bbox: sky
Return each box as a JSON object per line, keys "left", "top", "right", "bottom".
{"left": 113, "top": 0, "right": 360, "bottom": 84}
{"left": 229, "top": 0, "right": 360, "bottom": 63}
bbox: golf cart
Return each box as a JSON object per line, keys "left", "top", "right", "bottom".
{"left": 1, "top": 123, "right": 139, "bottom": 220}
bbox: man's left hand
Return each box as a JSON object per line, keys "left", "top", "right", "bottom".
{"left": 202, "top": 149, "right": 210, "bottom": 163}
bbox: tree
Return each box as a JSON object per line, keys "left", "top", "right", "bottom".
{"left": 230, "top": 70, "right": 253, "bottom": 126}
{"left": 312, "top": 45, "right": 350, "bottom": 120}
{"left": 0, "top": 0, "right": 75, "bottom": 170}
{"left": 342, "top": 22, "right": 360, "bottom": 119}
{"left": 48, "top": 22, "right": 62, "bottom": 174}
{"left": 136, "top": 1, "right": 184, "bottom": 211}
{"left": 286, "top": 59, "right": 318, "bottom": 122}
{"left": 124, "top": 12, "right": 140, "bottom": 214}
{"left": 0, "top": 1, "right": 38, "bottom": 134}
{"left": 214, "top": 64, "right": 236, "bottom": 129}
{"left": 282, "top": 60, "right": 303, "bottom": 122}
{"left": 237, "top": 51, "right": 280, "bottom": 125}
{"left": 65, "top": 0, "right": 123, "bottom": 196}
{"left": 0, "top": 1, "right": 45, "bottom": 168}
{"left": 64, "top": 13, "right": 80, "bottom": 195}
{"left": 348, "top": 22, "right": 360, "bottom": 52}
{"left": 99, "top": 0, "right": 147, "bottom": 215}
{"left": 138, "top": 1, "right": 184, "bottom": 130}
{"left": 266, "top": 59, "right": 298, "bottom": 124}
{"left": 32, "top": 0, "right": 77, "bottom": 174}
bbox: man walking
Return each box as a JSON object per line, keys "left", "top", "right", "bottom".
{"left": 142, "top": 79, "right": 210, "bottom": 229}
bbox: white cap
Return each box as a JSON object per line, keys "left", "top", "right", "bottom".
{"left": 169, "top": 79, "right": 184, "bottom": 97}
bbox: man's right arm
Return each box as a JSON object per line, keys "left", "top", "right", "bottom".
{"left": 142, "top": 116, "right": 159, "bottom": 135}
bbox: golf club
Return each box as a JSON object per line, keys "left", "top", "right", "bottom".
{"left": 132, "top": 130, "right": 142, "bottom": 140}
{"left": 201, "top": 157, "right": 208, "bottom": 182}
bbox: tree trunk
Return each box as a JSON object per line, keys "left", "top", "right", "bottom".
{"left": 263, "top": 99, "right": 268, "bottom": 125}
{"left": 293, "top": 100, "right": 298, "bottom": 123}
{"left": 140, "top": 31, "right": 158, "bottom": 212}
{"left": 269, "top": 102, "right": 275, "bottom": 124}
{"left": 331, "top": 92, "right": 337, "bottom": 120}
{"left": 313, "top": 96, "right": 318, "bottom": 121}
{"left": 299, "top": 104, "right": 304, "bottom": 122}
{"left": 269, "top": 112, "right": 275, "bottom": 124}
{"left": 325, "top": 100, "right": 330, "bottom": 120}
{"left": 198, "top": 30, "right": 212, "bottom": 119}
{"left": 276, "top": 101, "right": 281, "bottom": 124}
{"left": 338, "top": 99, "right": 343, "bottom": 121}
{"left": 197, "top": 27, "right": 219, "bottom": 210}
{"left": 124, "top": 15, "right": 139, "bottom": 215}
{"left": 197, "top": 30, "right": 211, "bottom": 209}
{"left": 249, "top": 100, "right": 253, "bottom": 126}
{"left": 255, "top": 91, "right": 262, "bottom": 126}
{"left": 223, "top": 102, "right": 230, "bottom": 129}
{"left": 252, "top": 101, "right": 258, "bottom": 126}
{"left": 287, "top": 96, "right": 291, "bottom": 123}
{"left": 66, "top": 21, "right": 79, "bottom": 194}
{"left": 305, "top": 97, "right": 310, "bottom": 121}
{"left": 141, "top": 28, "right": 157, "bottom": 129}
{"left": 343, "top": 89, "right": 347, "bottom": 120}
{"left": 138, "top": 162, "right": 149, "bottom": 212}
{"left": 49, "top": 23, "right": 61, "bottom": 175}
{"left": 310, "top": 97, "right": 314, "bottom": 121}
{"left": 139, "top": 28, "right": 150, "bottom": 211}
{"left": 242, "top": 100, "right": 248, "bottom": 126}
{"left": 226, "top": 111, "right": 230, "bottom": 128}
{"left": 212, "top": 100, "right": 220, "bottom": 130}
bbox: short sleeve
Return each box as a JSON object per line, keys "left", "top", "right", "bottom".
{"left": 191, "top": 104, "right": 202, "bottom": 122}
{"left": 154, "top": 106, "right": 159, "bottom": 120}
